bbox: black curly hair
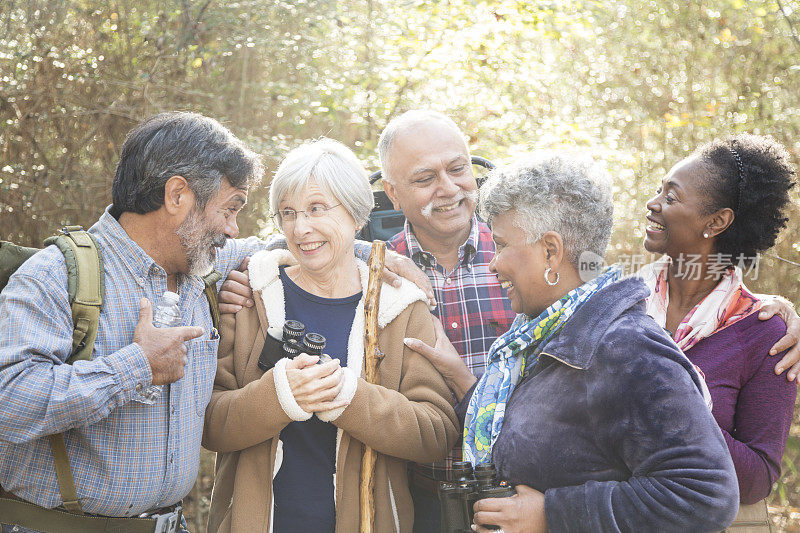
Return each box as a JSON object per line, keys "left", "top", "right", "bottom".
{"left": 694, "top": 133, "right": 795, "bottom": 267}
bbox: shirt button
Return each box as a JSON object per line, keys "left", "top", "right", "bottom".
{"left": 451, "top": 322, "right": 458, "bottom": 329}
{"left": 135, "top": 383, "right": 143, "bottom": 392}
{"left": 445, "top": 277, "right": 452, "bottom": 284}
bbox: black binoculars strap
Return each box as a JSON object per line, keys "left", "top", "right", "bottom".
{"left": 257, "top": 333, "right": 285, "bottom": 372}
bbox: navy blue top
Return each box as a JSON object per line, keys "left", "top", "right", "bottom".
{"left": 272, "top": 266, "right": 361, "bottom": 532}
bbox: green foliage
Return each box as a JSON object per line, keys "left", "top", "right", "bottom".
{"left": 2, "top": 0, "right": 800, "bottom": 528}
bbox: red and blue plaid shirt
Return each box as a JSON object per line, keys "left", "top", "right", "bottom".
{"left": 388, "top": 216, "right": 516, "bottom": 480}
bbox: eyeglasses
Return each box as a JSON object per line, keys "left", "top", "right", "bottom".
{"left": 272, "top": 203, "right": 342, "bottom": 226}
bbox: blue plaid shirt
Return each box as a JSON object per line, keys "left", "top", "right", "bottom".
{"left": 0, "top": 208, "right": 267, "bottom": 516}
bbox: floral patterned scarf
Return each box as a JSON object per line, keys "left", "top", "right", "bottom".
{"left": 462, "top": 266, "right": 622, "bottom": 466}
{"left": 639, "top": 256, "right": 762, "bottom": 352}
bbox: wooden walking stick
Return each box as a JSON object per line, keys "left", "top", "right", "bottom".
{"left": 359, "top": 240, "right": 386, "bottom": 533}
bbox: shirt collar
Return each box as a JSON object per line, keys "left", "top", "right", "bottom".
{"left": 404, "top": 215, "right": 479, "bottom": 268}
{"left": 92, "top": 206, "right": 166, "bottom": 284}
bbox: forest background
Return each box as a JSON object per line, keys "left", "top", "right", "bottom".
{"left": 2, "top": 0, "right": 800, "bottom": 530}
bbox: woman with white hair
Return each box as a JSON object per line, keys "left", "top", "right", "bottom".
{"left": 406, "top": 153, "right": 740, "bottom": 532}
{"left": 202, "top": 138, "right": 458, "bottom": 533}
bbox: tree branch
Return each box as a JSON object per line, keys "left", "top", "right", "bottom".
{"left": 776, "top": 0, "right": 800, "bottom": 54}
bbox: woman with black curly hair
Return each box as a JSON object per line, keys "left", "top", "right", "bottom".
{"left": 642, "top": 133, "right": 798, "bottom": 531}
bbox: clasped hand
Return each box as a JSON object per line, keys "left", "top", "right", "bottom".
{"left": 472, "top": 485, "right": 547, "bottom": 533}
{"left": 285, "top": 353, "right": 351, "bottom": 413}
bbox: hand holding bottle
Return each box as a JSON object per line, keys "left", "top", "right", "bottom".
{"left": 133, "top": 294, "right": 203, "bottom": 401}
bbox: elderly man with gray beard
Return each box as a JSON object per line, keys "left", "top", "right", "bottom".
{"left": 0, "top": 112, "right": 273, "bottom": 533}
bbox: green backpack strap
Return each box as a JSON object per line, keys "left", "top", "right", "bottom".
{"left": 42, "top": 226, "right": 104, "bottom": 515}
{"left": 43, "top": 226, "right": 104, "bottom": 365}
{"left": 0, "top": 231, "right": 101, "bottom": 513}
{"left": 46, "top": 433, "right": 82, "bottom": 514}
{"left": 202, "top": 269, "right": 222, "bottom": 333}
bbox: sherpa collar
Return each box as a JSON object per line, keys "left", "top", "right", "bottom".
{"left": 247, "top": 248, "right": 428, "bottom": 367}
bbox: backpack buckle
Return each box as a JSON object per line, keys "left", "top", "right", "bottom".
{"left": 59, "top": 226, "right": 85, "bottom": 236}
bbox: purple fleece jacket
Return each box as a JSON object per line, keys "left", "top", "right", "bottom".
{"left": 685, "top": 312, "right": 797, "bottom": 504}
{"left": 456, "top": 278, "right": 740, "bottom": 532}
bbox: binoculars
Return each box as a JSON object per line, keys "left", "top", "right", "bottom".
{"left": 258, "top": 319, "right": 330, "bottom": 371}
{"left": 439, "top": 461, "right": 516, "bottom": 533}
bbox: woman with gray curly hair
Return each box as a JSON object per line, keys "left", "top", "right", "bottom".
{"left": 405, "top": 152, "right": 739, "bottom": 532}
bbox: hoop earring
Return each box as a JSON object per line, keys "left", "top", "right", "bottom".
{"left": 544, "top": 267, "right": 559, "bottom": 286}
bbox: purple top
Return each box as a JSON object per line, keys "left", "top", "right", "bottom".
{"left": 685, "top": 312, "right": 798, "bottom": 504}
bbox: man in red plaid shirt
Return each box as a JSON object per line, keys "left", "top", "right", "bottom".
{"left": 379, "top": 110, "right": 516, "bottom": 533}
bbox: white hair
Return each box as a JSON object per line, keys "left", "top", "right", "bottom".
{"left": 377, "top": 109, "right": 469, "bottom": 182}
{"left": 479, "top": 151, "right": 613, "bottom": 268}
{"left": 269, "top": 138, "right": 374, "bottom": 227}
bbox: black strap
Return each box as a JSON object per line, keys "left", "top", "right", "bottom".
{"left": 258, "top": 333, "right": 285, "bottom": 372}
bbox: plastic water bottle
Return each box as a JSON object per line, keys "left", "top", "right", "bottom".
{"left": 154, "top": 291, "right": 182, "bottom": 328}
{"left": 133, "top": 291, "right": 181, "bottom": 405}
